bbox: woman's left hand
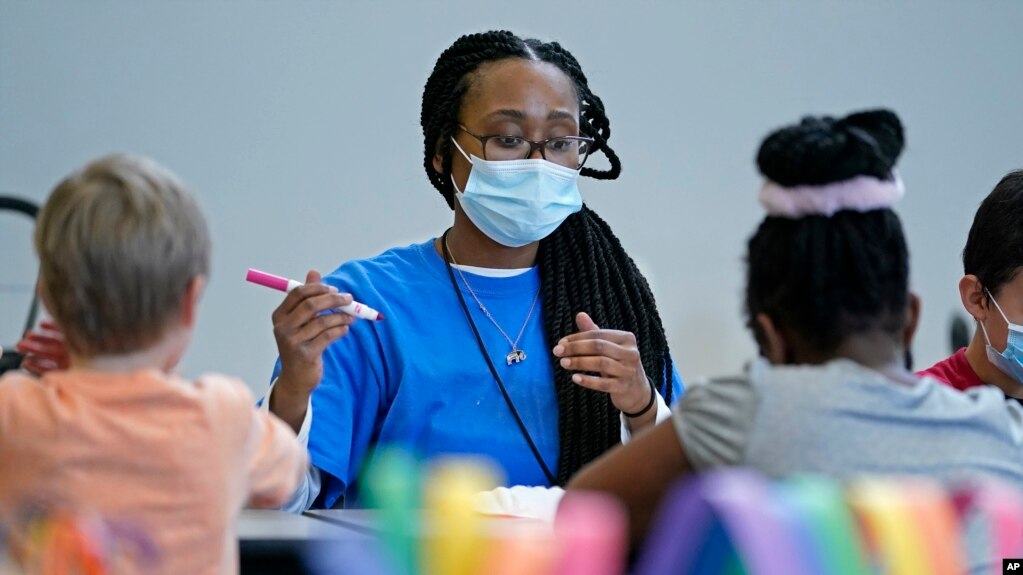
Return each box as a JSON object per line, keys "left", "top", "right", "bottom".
{"left": 553, "top": 312, "right": 652, "bottom": 415}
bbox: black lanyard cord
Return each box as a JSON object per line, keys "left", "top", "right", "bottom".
{"left": 440, "top": 229, "right": 558, "bottom": 486}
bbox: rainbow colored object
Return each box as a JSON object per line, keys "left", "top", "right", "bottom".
{"left": 634, "top": 470, "right": 1023, "bottom": 575}
{"left": 9, "top": 461, "right": 1022, "bottom": 575}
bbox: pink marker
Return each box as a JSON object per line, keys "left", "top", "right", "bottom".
{"left": 246, "top": 268, "right": 385, "bottom": 321}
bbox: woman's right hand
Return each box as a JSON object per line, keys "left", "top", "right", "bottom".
{"left": 270, "top": 270, "right": 356, "bottom": 427}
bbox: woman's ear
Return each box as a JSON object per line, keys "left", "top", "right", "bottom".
{"left": 432, "top": 137, "right": 446, "bottom": 174}
{"left": 959, "top": 274, "right": 988, "bottom": 322}
{"left": 755, "top": 313, "right": 788, "bottom": 365}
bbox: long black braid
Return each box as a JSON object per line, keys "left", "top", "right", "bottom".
{"left": 421, "top": 31, "right": 673, "bottom": 483}
{"left": 746, "top": 109, "right": 910, "bottom": 357}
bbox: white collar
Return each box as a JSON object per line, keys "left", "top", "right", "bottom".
{"left": 450, "top": 263, "right": 533, "bottom": 278}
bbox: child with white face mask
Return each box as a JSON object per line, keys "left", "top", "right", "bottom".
{"left": 919, "top": 171, "right": 1023, "bottom": 398}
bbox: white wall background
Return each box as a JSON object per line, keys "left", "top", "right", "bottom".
{"left": 2, "top": 1, "right": 1021, "bottom": 393}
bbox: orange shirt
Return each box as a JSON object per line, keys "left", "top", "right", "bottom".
{"left": 0, "top": 369, "right": 306, "bottom": 575}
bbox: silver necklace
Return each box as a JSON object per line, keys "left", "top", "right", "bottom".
{"left": 444, "top": 235, "right": 541, "bottom": 366}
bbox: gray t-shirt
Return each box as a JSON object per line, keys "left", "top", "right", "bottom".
{"left": 673, "top": 358, "right": 1023, "bottom": 573}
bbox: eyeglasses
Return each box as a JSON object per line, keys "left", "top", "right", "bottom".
{"left": 458, "top": 125, "right": 594, "bottom": 169}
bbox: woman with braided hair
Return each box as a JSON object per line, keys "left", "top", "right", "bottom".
{"left": 264, "top": 30, "right": 682, "bottom": 510}
{"left": 567, "top": 109, "right": 1023, "bottom": 572}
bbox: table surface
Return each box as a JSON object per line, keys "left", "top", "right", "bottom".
{"left": 239, "top": 508, "right": 550, "bottom": 543}
{"left": 304, "top": 508, "right": 550, "bottom": 538}
{"left": 237, "top": 509, "right": 372, "bottom": 541}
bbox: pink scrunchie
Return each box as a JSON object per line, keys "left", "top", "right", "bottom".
{"left": 758, "top": 174, "right": 905, "bottom": 218}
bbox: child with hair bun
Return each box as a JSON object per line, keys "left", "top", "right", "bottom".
{"left": 568, "top": 110, "right": 1023, "bottom": 574}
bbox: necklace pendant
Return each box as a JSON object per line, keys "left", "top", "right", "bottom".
{"left": 506, "top": 349, "right": 527, "bottom": 365}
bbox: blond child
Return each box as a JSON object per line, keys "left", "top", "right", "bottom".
{"left": 0, "top": 154, "right": 306, "bottom": 574}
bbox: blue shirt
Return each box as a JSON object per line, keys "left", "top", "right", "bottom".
{"left": 272, "top": 239, "right": 683, "bottom": 507}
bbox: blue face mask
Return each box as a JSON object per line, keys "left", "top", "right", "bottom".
{"left": 450, "top": 138, "right": 582, "bottom": 248}
{"left": 980, "top": 289, "right": 1023, "bottom": 383}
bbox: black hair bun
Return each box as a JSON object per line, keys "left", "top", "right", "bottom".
{"left": 756, "top": 109, "right": 904, "bottom": 187}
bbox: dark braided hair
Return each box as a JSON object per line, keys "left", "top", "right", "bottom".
{"left": 421, "top": 31, "right": 673, "bottom": 483}
{"left": 746, "top": 109, "right": 910, "bottom": 357}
